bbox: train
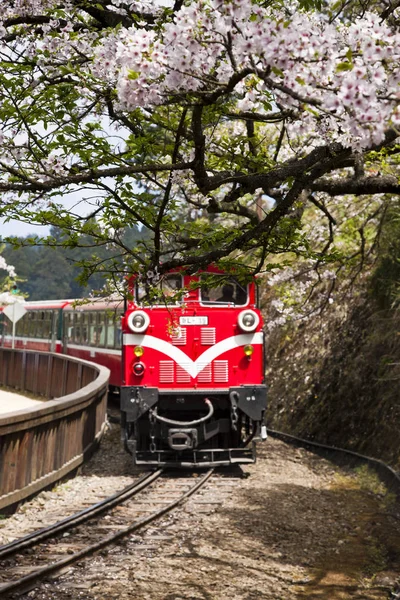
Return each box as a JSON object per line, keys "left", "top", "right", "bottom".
{"left": 0, "top": 266, "right": 267, "bottom": 467}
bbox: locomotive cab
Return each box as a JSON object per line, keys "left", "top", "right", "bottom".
{"left": 120, "top": 268, "right": 267, "bottom": 467}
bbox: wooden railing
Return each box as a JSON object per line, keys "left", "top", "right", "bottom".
{"left": 0, "top": 349, "right": 110, "bottom": 512}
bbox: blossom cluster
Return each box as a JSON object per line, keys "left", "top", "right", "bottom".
{"left": 0, "top": 0, "right": 58, "bottom": 22}
{"left": 95, "top": 0, "right": 400, "bottom": 150}
{"left": 262, "top": 191, "right": 384, "bottom": 329}
{"left": 0, "top": 256, "right": 16, "bottom": 278}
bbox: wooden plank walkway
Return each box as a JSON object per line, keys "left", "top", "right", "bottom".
{"left": 0, "top": 390, "right": 45, "bottom": 414}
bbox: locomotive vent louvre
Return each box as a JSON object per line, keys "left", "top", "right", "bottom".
{"left": 200, "top": 327, "right": 216, "bottom": 345}
{"left": 214, "top": 360, "right": 229, "bottom": 383}
{"left": 197, "top": 363, "right": 212, "bottom": 383}
{"left": 176, "top": 364, "right": 191, "bottom": 383}
{"left": 159, "top": 360, "right": 174, "bottom": 383}
{"left": 171, "top": 327, "right": 187, "bottom": 345}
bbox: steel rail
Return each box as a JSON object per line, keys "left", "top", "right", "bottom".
{"left": 106, "top": 410, "right": 400, "bottom": 497}
{"left": 267, "top": 429, "right": 400, "bottom": 499}
{"left": 0, "top": 469, "right": 163, "bottom": 560}
{"left": 0, "top": 468, "right": 214, "bottom": 596}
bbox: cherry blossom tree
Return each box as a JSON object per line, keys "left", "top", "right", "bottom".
{"left": 0, "top": 0, "right": 399, "bottom": 291}
{"left": 0, "top": 246, "right": 18, "bottom": 303}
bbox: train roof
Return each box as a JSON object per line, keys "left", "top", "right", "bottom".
{"left": 63, "top": 298, "right": 124, "bottom": 311}
{"left": 0, "top": 299, "right": 72, "bottom": 311}
{"left": 0, "top": 298, "right": 124, "bottom": 312}
{"left": 23, "top": 299, "right": 73, "bottom": 309}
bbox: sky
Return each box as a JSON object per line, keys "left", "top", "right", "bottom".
{"left": 0, "top": 219, "right": 50, "bottom": 239}
{"left": 0, "top": 188, "right": 101, "bottom": 240}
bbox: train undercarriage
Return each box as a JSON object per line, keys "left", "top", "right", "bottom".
{"left": 120, "top": 385, "right": 267, "bottom": 467}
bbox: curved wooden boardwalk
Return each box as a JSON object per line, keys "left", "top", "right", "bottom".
{"left": 0, "top": 349, "right": 110, "bottom": 512}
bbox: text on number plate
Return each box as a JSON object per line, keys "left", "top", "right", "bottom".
{"left": 179, "top": 316, "right": 208, "bottom": 325}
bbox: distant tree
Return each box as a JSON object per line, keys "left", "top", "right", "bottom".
{"left": 2, "top": 242, "right": 40, "bottom": 296}
{"left": 28, "top": 249, "right": 73, "bottom": 299}
{"left": 3, "top": 228, "right": 107, "bottom": 299}
{"left": 0, "top": 0, "right": 399, "bottom": 292}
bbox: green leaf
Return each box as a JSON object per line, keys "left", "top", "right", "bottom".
{"left": 128, "top": 70, "right": 140, "bottom": 80}
{"left": 271, "top": 66, "right": 284, "bottom": 78}
{"left": 336, "top": 62, "right": 353, "bottom": 72}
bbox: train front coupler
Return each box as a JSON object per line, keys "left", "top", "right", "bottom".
{"left": 149, "top": 398, "right": 214, "bottom": 451}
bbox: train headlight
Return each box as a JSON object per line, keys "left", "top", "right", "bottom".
{"left": 132, "top": 361, "right": 145, "bottom": 376}
{"left": 134, "top": 346, "right": 144, "bottom": 357}
{"left": 238, "top": 310, "right": 260, "bottom": 332}
{"left": 244, "top": 344, "right": 254, "bottom": 357}
{"left": 127, "top": 310, "right": 150, "bottom": 333}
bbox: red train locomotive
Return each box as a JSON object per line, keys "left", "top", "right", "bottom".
{"left": 121, "top": 267, "right": 267, "bottom": 467}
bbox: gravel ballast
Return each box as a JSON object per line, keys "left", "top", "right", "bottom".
{"left": 1, "top": 423, "right": 399, "bottom": 600}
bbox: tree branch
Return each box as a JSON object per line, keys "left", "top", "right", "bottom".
{"left": 311, "top": 175, "right": 400, "bottom": 196}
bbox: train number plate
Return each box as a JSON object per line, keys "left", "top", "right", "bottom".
{"left": 179, "top": 316, "right": 208, "bottom": 325}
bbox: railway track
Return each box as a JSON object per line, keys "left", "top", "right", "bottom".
{"left": 2, "top": 414, "right": 399, "bottom": 599}
{"left": 0, "top": 468, "right": 217, "bottom": 597}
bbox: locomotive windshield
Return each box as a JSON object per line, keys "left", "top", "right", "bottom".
{"left": 135, "top": 273, "right": 183, "bottom": 305}
{"left": 161, "top": 274, "right": 182, "bottom": 296}
{"left": 200, "top": 275, "right": 248, "bottom": 305}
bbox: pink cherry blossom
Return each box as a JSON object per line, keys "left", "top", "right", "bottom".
{"left": 90, "top": 1, "right": 400, "bottom": 150}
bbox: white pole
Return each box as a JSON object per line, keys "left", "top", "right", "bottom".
{"left": 12, "top": 302, "right": 15, "bottom": 349}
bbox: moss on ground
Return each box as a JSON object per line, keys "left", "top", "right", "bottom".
{"left": 296, "top": 467, "right": 400, "bottom": 599}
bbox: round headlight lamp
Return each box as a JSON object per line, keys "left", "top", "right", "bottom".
{"left": 127, "top": 310, "right": 150, "bottom": 333}
{"left": 238, "top": 309, "right": 260, "bottom": 332}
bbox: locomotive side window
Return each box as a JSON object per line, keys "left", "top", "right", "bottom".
{"left": 104, "top": 309, "right": 122, "bottom": 348}
{"left": 89, "top": 312, "right": 98, "bottom": 345}
{"left": 65, "top": 312, "right": 76, "bottom": 343}
{"left": 200, "top": 275, "right": 248, "bottom": 306}
{"left": 35, "top": 311, "right": 43, "bottom": 339}
{"left": 42, "top": 311, "right": 53, "bottom": 339}
{"left": 15, "top": 313, "right": 25, "bottom": 336}
{"left": 28, "top": 312, "right": 37, "bottom": 337}
{"left": 81, "top": 312, "right": 89, "bottom": 344}
{"left": 64, "top": 311, "right": 92, "bottom": 345}
{"left": 75, "top": 313, "right": 83, "bottom": 344}
{"left": 39, "top": 311, "right": 45, "bottom": 338}
{"left": 21, "top": 312, "right": 29, "bottom": 336}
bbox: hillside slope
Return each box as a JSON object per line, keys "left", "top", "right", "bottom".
{"left": 265, "top": 296, "right": 400, "bottom": 470}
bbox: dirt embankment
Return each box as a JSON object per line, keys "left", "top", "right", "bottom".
{"left": 265, "top": 297, "right": 400, "bottom": 470}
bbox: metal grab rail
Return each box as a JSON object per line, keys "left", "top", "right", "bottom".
{"left": 150, "top": 398, "right": 214, "bottom": 426}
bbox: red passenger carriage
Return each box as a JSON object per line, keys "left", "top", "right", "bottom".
{"left": 0, "top": 299, "right": 124, "bottom": 389}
